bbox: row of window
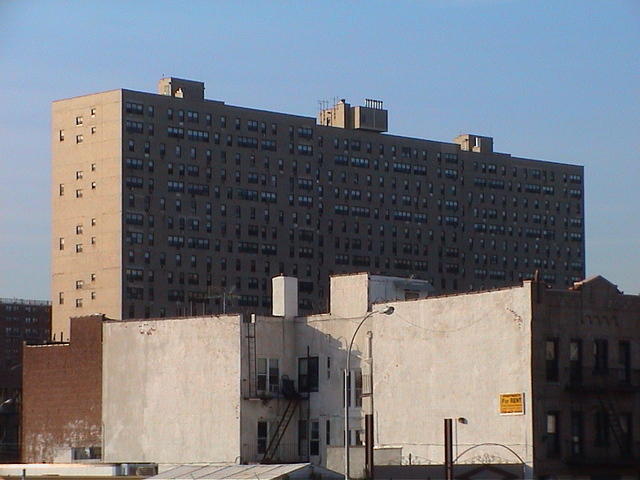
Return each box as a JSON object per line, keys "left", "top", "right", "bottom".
{"left": 545, "top": 409, "right": 633, "bottom": 457}
{"left": 117, "top": 102, "right": 583, "bottom": 188}
{"left": 545, "top": 337, "right": 632, "bottom": 382}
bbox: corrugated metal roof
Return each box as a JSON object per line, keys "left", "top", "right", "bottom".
{"left": 149, "top": 463, "right": 311, "bottom": 480}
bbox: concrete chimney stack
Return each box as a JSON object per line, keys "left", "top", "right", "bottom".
{"left": 272, "top": 276, "right": 298, "bottom": 318}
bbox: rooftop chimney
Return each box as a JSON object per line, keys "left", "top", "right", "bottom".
{"left": 272, "top": 276, "right": 298, "bottom": 318}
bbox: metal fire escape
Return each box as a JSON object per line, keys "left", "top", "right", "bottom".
{"left": 245, "top": 318, "right": 257, "bottom": 398}
{"left": 597, "top": 394, "right": 626, "bottom": 453}
{"left": 261, "top": 379, "right": 301, "bottom": 464}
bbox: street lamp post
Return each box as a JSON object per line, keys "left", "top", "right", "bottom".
{"left": 344, "top": 306, "right": 394, "bottom": 480}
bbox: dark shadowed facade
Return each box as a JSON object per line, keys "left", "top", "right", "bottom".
{"left": 0, "top": 298, "right": 50, "bottom": 462}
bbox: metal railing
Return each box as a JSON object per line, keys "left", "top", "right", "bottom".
{"left": 563, "top": 440, "right": 639, "bottom": 466}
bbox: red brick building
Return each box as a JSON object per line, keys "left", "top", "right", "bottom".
{"left": 22, "top": 315, "right": 103, "bottom": 463}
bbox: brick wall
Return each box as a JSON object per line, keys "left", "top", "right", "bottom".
{"left": 22, "top": 315, "right": 103, "bottom": 463}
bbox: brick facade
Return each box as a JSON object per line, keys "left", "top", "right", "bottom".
{"left": 22, "top": 315, "right": 103, "bottom": 463}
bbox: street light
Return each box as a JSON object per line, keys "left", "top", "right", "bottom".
{"left": 344, "top": 306, "right": 395, "bottom": 480}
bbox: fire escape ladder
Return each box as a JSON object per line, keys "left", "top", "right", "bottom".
{"left": 261, "top": 396, "right": 300, "bottom": 464}
{"left": 246, "top": 320, "right": 257, "bottom": 398}
{"left": 598, "top": 394, "right": 625, "bottom": 452}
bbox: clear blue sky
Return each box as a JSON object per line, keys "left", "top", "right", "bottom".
{"left": 0, "top": 0, "right": 638, "bottom": 299}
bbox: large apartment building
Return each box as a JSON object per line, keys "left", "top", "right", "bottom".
{"left": 52, "top": 77, "right": 585, "bottom": 335}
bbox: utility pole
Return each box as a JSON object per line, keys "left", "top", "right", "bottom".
{"left": 444, "top": 418, "right": 453, "bottom": 480}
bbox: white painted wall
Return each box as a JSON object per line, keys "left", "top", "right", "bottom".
{"left": 369, "top": 286, "right": 534, "bottom": 468}
{"left": 102, "top": 315, "right": 242, "bottom": 464}
{"left": 294, "top": 277, "right": 535, "bottom": 474}
{"left": 99, "top": 275, "right": 534, "bottom": 474}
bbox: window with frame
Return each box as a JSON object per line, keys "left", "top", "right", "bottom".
{"left": 619, "top": 341, "right": 631, "bottom": 383}
{"left": 257, "top": 358, "right": 280, "bottom": 394}
{"left": 594, "top": 339, "right": 608, "bottom": 373}
{"left": 594, "top": 410, "right": 610, "bottom": 447}
{"left": 570, "top": 411, "right": 583, "bottom": 456}
{"left": 298, "top": 420, "right": 309, "bottom": 457}
{"left": 545, "top": 338, "right": 559, "bottom": 381}
{"left": 546, "top": 412, "right": 560, "bottom": 457}
{"left": 569, "top": 339, "right": 582, "bottom": 384}
{"left": 257, "top": 421, "right": 268, "bottom": 454}
{"left": 619, "top": 412, "right": 633, "bottom": 454}
{"left": 326, "top": 419, "right": 331, "bottom": 445}
{"left": 310, "top": 421, "right": 320, "bottom": 456}
{"left": 298, "top": 356, "right": 319, "bottom": 392}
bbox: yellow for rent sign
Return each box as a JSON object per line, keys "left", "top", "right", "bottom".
{"left": 499, "top": 393, "right": 524, "bottom": 415}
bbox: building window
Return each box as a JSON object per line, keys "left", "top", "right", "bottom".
{"left": 620, "top": 413, "right": 633, "bottom": 454}
{"left": 546, "top": 412, "right": 560, "bottom": 457}
{"left": 58, "top": 292, "right": 64, "bottom": 305}
{"left": 298, "top": 420, "right": 308, "bottom": 457}
{"left": 76, "top": 189, "right": 83, "bottom": 198}
{"left": 59, "top": 237, "right": 64, "bottom": 250}
{"left": 76, "top": 171, "right": 83, "bottom": 180}
{"left": 75, "top": 280, "right": 84, "bottom": 289}
{"left": 75, "top": 116, "right": 83, "bottom": 126}
{"left": 59, "top": 184, "right": 64, "bottom": 196}
{"left": 257, "top": 358, "right": 280, "bottom": 394}
{"left": 298, "top": 356, "right": 319, "bottom": 392}
{"left": 76, "top": 134, "right": 83, "bottom": 144}
{"left": 257, "top": 421, "right": 268, "bottom": 455}
{"left": 594, "top": 410, "right": 609, "bottom": 447}
{"left": 619, "top": 341, "right": 631, "bottom": 383}
{"left": 310, "top": 421, "right": 320, "bottom": 456}
{"left": 594, "top": 339, "right": 608, "bottom": 373}
{"left": 59, "top": 130, "right": 64, "bottom": 141}
{"left": 569, "top": 339, "right": 582, "bottom": 384}
{"left": 570, "top": 411, "right": 583, "bottom": 456}
{"left": 75, "top": 298, "right": 83, "bottom": 308}
{"left": 75, "top": 244, "right": 83, "bottom": 253}
{"left": 326, "top": 419, "right": 331, "bottom": 445}
{"left": 355, "top": 369, "right": 363, "bottom": 407}
{"left": 545, "top": 338, "right": 559, "bottom": 381}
